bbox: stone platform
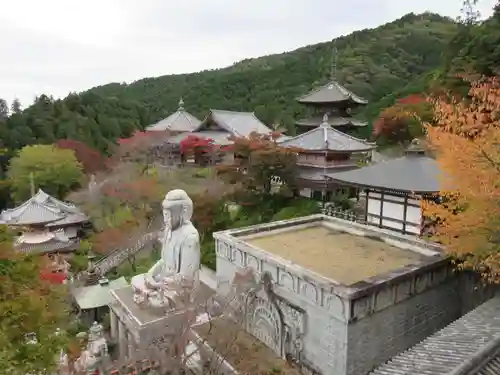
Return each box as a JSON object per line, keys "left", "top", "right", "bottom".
{"left": 213, "top": 214, "right": 467, "bottom": 375}
{"left": 109, "top": 281, "right": 215, "bottom": 360}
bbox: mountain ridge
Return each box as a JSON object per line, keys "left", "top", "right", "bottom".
{"left": 86, "top": 11, "right": 457, "bottom": 135}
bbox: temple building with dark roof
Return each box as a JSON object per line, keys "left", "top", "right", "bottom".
{"left": 325, "top": 139, "right": 439, "bottom": 235}
{"left": 278, "top": 113, "right": 376, "bottom": 200}
{"left": 295, "top": 80, "right": 368, "bottom": 134}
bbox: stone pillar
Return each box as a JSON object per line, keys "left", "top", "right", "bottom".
{"left": 128, "top": 332, "right": 137, "bottom": 359}
{"left": 118, "top": 320, "right": 128, "bottom": 360}
{"left": 110, "top": 310, "right": 118, "bottom": 340}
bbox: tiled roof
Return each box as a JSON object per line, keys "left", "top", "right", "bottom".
{"left": 296, "top": 115, "right": 367, "bottom": 128}
{"left": 279, "top": 117, "right": 375, "bottom": 152}
{"left": 167, "top": 130, "right": 233, "bottom": 146}
{"left": 15, "top": 238, "right": 78, "bottom": 254}
{"left": 196, "top": 109, "right": 273, "bottom": 137}
{"left": 72, "top": 277, "right": 128, "bottom": 310}
{"left": 146, "top": 109, "right": 201, "bottom": 132}
{"left": 324, "top": 154, "right": 440, "bottom": 193}
{"left": 146, "top": 97, "right": 201, "bottom": 132}
{"left": 297, "top": 80, "right": 368, "bottom": 105}
{"left": 0, "top": 189, "right": 88, "bottom": 226}
{"left": 370, "top": 295, "right": 500, "bottom": 375}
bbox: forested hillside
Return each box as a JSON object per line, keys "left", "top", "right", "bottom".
{"left": 0, "top": 12, "right": 457, "bottom": 167}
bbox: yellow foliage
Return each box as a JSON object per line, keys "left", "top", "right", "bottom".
{"left": 424, "top": 77, "right": 500, "bottom": 283}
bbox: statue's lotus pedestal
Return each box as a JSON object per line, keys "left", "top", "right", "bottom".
{"left": 108, "top": 281, "right": 215, "bottom": 362}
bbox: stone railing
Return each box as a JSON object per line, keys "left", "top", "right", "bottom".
{"left": 94, "top": 232, "right": 157, "bottom": 274}
{"left": 76, "top": 231, "right": 158, "bottom": 280}
{"left": 322, "top": 205, "right": 359, "bottom": 222}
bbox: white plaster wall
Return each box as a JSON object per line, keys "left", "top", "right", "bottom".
{"left": 367, "top": 193, "right": 422, "bottom": 234}
{"left": 63, "top": 226, "right": 78, "bottom": 238}
{"left": 299, "top": 188, "right": 312, "bottom": 198}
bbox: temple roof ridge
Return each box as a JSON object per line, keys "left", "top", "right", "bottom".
{"left": 146, "top": 98, "right": 201, "bottom": 132}
{"left": 278, "top": 115, "right": 375, "bottom": 152}
{"left": 194, "top": 109, "right": 273, "bottom": 137}
{"left": 0, "top": 189, "right": 87, "bottom": 226}
{"left": 297, "top": 80, "right": 368, "bottom": 105}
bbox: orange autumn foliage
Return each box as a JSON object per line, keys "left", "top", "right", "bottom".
{"left": 423, "top": 76, "right": 500, "bottom": 282}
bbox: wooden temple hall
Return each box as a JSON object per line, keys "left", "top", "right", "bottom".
{"left": 324, "top": 140, "right": 440, "bottom": 235}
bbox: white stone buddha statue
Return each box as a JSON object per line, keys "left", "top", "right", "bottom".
{"left": 131, "top": 189, "right": 201, "bottom": 308}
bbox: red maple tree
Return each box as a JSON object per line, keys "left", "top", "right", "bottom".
{"left": 54, "top": 139, "right": 107, "bottom": 175}
{"left": 372, "top": 94, "right": 431, "bottom": 144}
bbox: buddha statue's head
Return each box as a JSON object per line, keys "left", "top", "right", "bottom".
{"left": 162, "top": 189, "right": 193, "bottom": 230}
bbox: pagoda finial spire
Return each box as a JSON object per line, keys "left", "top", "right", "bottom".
{"left": 178, "top": 97, "right": 185, "bottom": 111}
{"left": 320, "top": 113, "right": 330, "bottom": 128}
{"left": 29, "top": 172, "right": 35, "bottom": 197}
{"left": 330, "top": 42, "right": 337, "bottom": 81}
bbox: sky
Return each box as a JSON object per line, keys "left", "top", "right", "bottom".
{"left": 0, "top": 0, "right": 497, "bottom": 107}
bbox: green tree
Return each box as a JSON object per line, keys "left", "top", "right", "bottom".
{"left": 7, "top": 145, "right": 84, "bottom": 202}
{"left": 0, "top": 226, "right": 69, "bottom": 374}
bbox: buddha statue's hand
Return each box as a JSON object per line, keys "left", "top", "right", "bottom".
{"left": 144, "top": 274, "right": 162, "bottom": 290}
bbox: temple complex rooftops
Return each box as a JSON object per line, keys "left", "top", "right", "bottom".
{"left": 279, "top": 114, "right": 375, "bottom": 152}
{"left": 297, "top": 80, "right": 368, "bottom": 106}
{"left": 324, "top": 140, "right": 440, "bottom": 193}
{"left": 167, "top": 109, "right": 274, "bottom": 146}
{"left": 0, "top": 189, "right": 88, "bottom": 226}
{"left": 369, "top": 295, "right": 500, "bottom": 375}
{"left": 145, "top": 98, "right": 202, "bottom": 133}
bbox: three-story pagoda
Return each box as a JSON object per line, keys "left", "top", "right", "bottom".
{"left": 295, "top": 80, "right": 368, "bottom": 134}
{"left": 278, "top": 114, "right": 376, "bottom": 200}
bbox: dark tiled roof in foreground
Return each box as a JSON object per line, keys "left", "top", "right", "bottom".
{"left": 325, "top": 154, "right": 440, "bottom": 193}
{"left": 297, "top": 80, "right": 368, "bottom": 105}
{"left": 370, "top": 295, "right": 500, "bottom": 375}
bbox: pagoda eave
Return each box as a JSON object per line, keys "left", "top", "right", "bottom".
{"left": 295, "top": 118, "right": 368, "bottom": 128}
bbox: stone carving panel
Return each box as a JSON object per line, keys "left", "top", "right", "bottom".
{"left": 246, "top": 254, "right": 261, "bottom": 273}
{"left": 279, "top": 269, "right": 297, "bottom": 293}
{"left": 232, "top": 248, "right": 245, "bottom": 267}
{"left": 299, "top": 280, "right": 320, "bottom": 304}
{"left": 216, "top": 240, "right": 232, "bottom": 260}
{"left": 247, "top": 295, "right": 283, "bottom": 356}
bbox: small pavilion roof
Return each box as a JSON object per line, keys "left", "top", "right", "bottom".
{"left": 146, "top": 98, "right": 201, "bottom": 132}
{"left": 0, "top": 189, "right": 88, "bottom": 226}
{"left": 297, "top": 80, "right": 368, "bottom": 105}
{"left": 324, "top": 140, "right": 440, "bottom": 193}
{"left": 279, "top": 114, "right": 375, "bottom": 152}
{"left": 72, "top": 277, "right": 128, "bottom": 310}
{"left": 195, "top": 109, "right": 273, "bottom": 137}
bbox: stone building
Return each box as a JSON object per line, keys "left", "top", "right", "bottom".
{"left": 213, "top": 214, "right": 490, "bottom": 375}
